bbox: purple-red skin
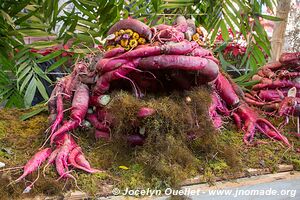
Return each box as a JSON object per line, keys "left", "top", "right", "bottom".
{"left": 214, "top": 74, "right": 240, "bottom": 107}
{"left": 190, "top": 47, "right": 213, "bottom": 57}
{"left": 138, "top": 55, "right": 218, "bottom": 82}
{"left": 75, "top": 153, "right": 91, "bottom": 169}
{"left": 50, "top": 84, "right": 89, "bottom": 144}
{"left": 258, "top": 90, "right": 285, "bottom": 101}
{"left": 69, "top": 84, "right": 89, "bottom": 124}
{"left": 277, "top": 70, "right": 300, "bottom": 79}
{"left": 156, "top": 29, "right": 185, "bottom": 42}
{"left": 279, "top": 52, "right": 300, "bottom": 64}
{"left": 204, "top": 55, "right": 220, "bottom": 66}
{"left": 107, "top": 18, "right": 152, "bottom": 41}
{"left": 209, "top": 92, "right": 231, "bottom": 127}
{"left": 245, "top": 92, "right": 257, "bottom": 100}
{"left": 75, "top": 153, "right": 101, "bottom": 173}
{"left": 169, "top": 71, "right": 194, "bottom": 90}
{"left": 86, "top": 113, "right": 109, "bottom": 131}
{"left": 68, "top": 147, "right": 101, "bottom": 173}
{"left": 262, "top": 61, "right": 282, "bottom": 71}
{"left": 48, "top": 85, "right": 59, "bottom": 124}
{"left": 209, "top": 93, "right": 224, "bottom": 128}
{"left": 127, "top": 134, "right": 145, "bottom": 146}
{"left": 252, "top": 79, "right": 300, "bottom": 90}
{"left": 55, "top": 135, "right": 74, "bottom": 179}
{"left": 258, "top": 89, "right": 300, "bottom": 101}
{"left": 160, "top": 41, "right": 198, "bottom": 54}
{"left": 94, "top": 62, "right": 135, "bottom": 95}
{"left": 232, "top": 113, "right": 241, "bottom": 130}
{"left": 96, "top": 108, "right": 114, "bottom": 125}
{"left": 155, "top": 24, "right": 173, "bottom": 30}
{"left": 174, "top": 16, "right": 188, "bottom": 32}
{"left": 15, "top": 148, "right": 52, "bottom": 182}
{"left": 51, "top": 91, "right": 63, "bottom": 135}
{"left": 190, "top": 48, "right": 220, "bottom": 65}
{"left": 210, "top": 111, "right": 223, "bottom": 128}
{"left": 50, "top": 120, "right": 78, "bottom": 145}
{"left": 137, "top": 107, "right": 156, "bottom": 118}
{"left": 89, "top": 95, "right": 102, "bottom": 107}
{"left": 45, "top": 148, "right": 60, "bottom": 167}
{"left": 63, "top": 74, "right": 78, "bottom": 100}
{"left": 113, "top": 41, "right": 198, "bottom": 60}
{"left": 235, "top": 104, "right": 290, "bottom": 146}
{"left": 103, "top": 47, "right": 125, "bottom": 58}
{"left": 278, "top": 97, "right": 300, "bottom": 117}
{"left": 244, "top": 96, "right": 279, "bottom": 107}
{"left": 97, "top": 58, "right": 129, "bottom": 73}
{"left": 258, "top": 68, "right": 276, "bottom": 78}
{"left": 68, "top": 147, "right": 88, "bottom": 171}
{"left": 95, "top": 129, "right": 110, "bottom": 140}
{"left": 252, "top": 74, "right": 263, "bottom": 81}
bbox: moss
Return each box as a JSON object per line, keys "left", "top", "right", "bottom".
{"left": 290, "top": 158, "right": 300, "bottom": 170}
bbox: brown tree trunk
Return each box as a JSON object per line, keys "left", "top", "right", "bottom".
{"left": 270, "top": 0, "right": 292, "bottom": 61}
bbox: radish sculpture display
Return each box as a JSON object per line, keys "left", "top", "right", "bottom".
{"left": 12, "top": 16, "right": 291, "bottom": 188}
{"left": 246, "top": 52, "right": 300, "bottom": 129}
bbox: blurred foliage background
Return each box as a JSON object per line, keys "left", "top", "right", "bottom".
{"left": 0, "top": 0, "right": 279, "bottom": 108}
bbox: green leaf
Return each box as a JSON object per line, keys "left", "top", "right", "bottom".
{"left": 16, "top": 29, "right": 52, "bottom": 37}
{"left": 46, "top": 57, "right": 68, "bottom": 72}
{"left": 220, "top": 20, "right": 229, "bottom": 41}
{"left": 22, "top": 22, "right": 49, "bottom": 29}
{"left": 163, "top": 0, "right": 194, "bottom": 2}
{"left": 152, "top": 0, "right": 160, "bottom": 12}
{"left": 78, "top": 19, "right": 98, "bottom": 28}
{"left": 17, "top": 60, "right": 29, "bottom": 75}
{"left": 160, "top": 3, "right": 193, "bottom": 9}
{"left": 254, "top": 35, "right": 271, "bottom": 56}
{"left": 210, "top": 19, "right": 221, "bottom": 43}
{"left": 258, "top": 14, "right": 282, "bottom": 21}
{"left": 1, "top": 10, "right": 15, "bottom": 28}
{"left": 75, "top": 25, "right": 98, "bottom": 35}
{"left": 252, "top": 44, "right": 266, "bottom": 66}
{"left": 222, "top": 10, "right": 235, "bottom": 34}
{"left": 33, "top": 63, "right": 52, "bottom": 83}
{"left": 20, "top": 72, "right": 33, "bottom": 93}
{"left": 36, "top": 78, "right": 49, "bottom": 100}
{"left": 5, "top": 91, "right": 24, "bottom": 108}
{"left": 24, "top": 77, "right": 36, "bottom": 107}
{"left": 28, "top": 41, "right": 59, "bottom": 49}
{"left": 78, "top": 0, "right": 97, "bottom": 7}
{"left": 238, "top": 80, "right": 260, "bottom": 87}
{"left": 0, "top": 52, "right": 14, "bottom": 70}
{"left": 20, "top": 106, "right": 47, "bottom": 121}
{"left": 14, "top": 46, "right": 30, "bottom": 60}
{"left": 16, "top": 54, "right": 29, "bottom": 66}
{"left": 18, "top": 65, "right": 31, "bottom": 82}
{"left": 213, "top": 42, "right": 228, "bottom": 52}
{"left": 36, "top": 50, "right": 62, "bottom": 63}
{"left": 72, "top": 0, "right": 96, "bottom": 19}
{"left": 72, "top": 48, "right": 94, "bottom": 54}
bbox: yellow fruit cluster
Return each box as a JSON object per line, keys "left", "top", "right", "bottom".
{"left": 106, "top": 29, "right": 147, "bottom": 51}
{"left": 192, "top": 27, "right": 207, "bottom": 46}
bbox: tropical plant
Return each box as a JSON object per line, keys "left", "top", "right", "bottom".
{"left": 0, "top": 0, "right": 280, "bottom": 108}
